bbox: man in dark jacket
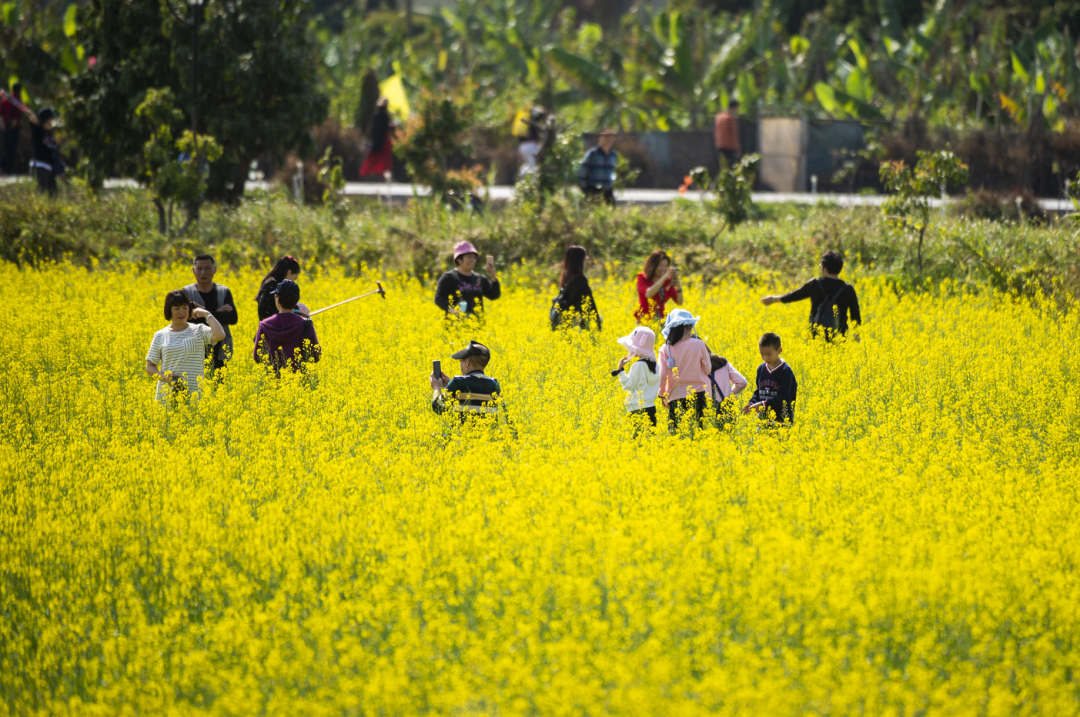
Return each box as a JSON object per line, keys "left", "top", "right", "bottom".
{"left": 253, "top": 280, "right": 321, "bottom": 376}
{"left": 577, "top": 128, "right": 618, "bottom": 205}
{"left": 183, "top": 253, "right": 238, "bottom": 376}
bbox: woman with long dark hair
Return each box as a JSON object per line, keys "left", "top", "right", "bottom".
{"left": 550, "top": 245, "right": 601, "bottom": 330}
{"left": 634, "top": 250, "right": 682, "bottom": 323}
{"left": 256, "top": 256, "right": 301, "bottom": 321}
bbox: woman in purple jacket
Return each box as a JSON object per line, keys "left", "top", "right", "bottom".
{"left": 253, "top": 280, "right": 321, "bottom": 376}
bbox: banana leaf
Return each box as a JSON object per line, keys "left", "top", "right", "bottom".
{"left": 547, "top": 46, "right": 622, "bottom": 104}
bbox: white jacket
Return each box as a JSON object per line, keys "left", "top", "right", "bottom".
{"left": 618, "top": 359, "right": 661, "bottom": 411}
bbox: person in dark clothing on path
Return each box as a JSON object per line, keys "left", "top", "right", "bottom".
{"left": 551, "top": 245, "right": 601, "bottom": 330}
{"left": 577, "top": 128, "right": 618, "bottom": 205}
{"left": 742, "top": 333, "right": 797, "bottom": 425}
{"left": 1, "top": 83, "right": 24, "bottom": 175}
{"left": 253, "top": 280, "right": 321, "bottom": 376}
{"left": 256, "top": 256, "right": 302, "bottom": 321}
{"left": 27, "top": 108, "right": 63, "bottom": 194}
{"left": 434, "top": 241, "right": 501, "bottom": 317}
{"left": 759, "top": 250, "right": 861, "bottom": 340}
{"left": 430, "top": 340, "right": 503, "bottom": 423}
{"left": 182, "top": 254, "right": 237, "bottom": 376}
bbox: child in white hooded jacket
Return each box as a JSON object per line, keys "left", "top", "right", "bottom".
{"left": 613, "top": 326, "right": 661, "bottom": 427}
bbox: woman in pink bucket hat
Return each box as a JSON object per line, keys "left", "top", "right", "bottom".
{"left": 612, "top": 326, "right": 660, "bottom": 429}
{"left": 434, "top": 240, "right": 501, "bottom": 317}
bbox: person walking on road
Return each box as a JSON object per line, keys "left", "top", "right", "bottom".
{"left": 714, "top": 99, "right": 741, "bottom": 168}
{"left": 578, "top": 128, "right": 618, "bottom": 205}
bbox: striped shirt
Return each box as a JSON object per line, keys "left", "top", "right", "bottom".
{"left": 146, "top": 324, "right": 214, "bottom": 403}
{"left": 714, "top": 111, "right": 739, "bottom": 151}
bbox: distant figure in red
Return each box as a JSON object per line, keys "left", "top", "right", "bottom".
{"left": 360, "top": 98, "right": 395, "bottom": 178}
{"left": 635, "top": 250, "right": 683, "bottom": 324}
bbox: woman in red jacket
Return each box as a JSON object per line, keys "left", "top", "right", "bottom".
{"left": 634, "top": 250, "right": 683, "bottom": 323}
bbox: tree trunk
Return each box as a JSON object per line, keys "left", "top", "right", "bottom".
{"left": 154, "top": 198, "right": 167, "bottom": 235}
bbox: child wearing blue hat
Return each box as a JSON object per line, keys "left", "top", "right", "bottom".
{"left": 657, "top": 309, "right": 712, "bottom": 432}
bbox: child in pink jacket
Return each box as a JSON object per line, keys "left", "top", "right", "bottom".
{"left": 657, "top": 309, "right": 712, "bottom": 432}
{"left": 705, "top": 351, "right": 747, "bottom": 428}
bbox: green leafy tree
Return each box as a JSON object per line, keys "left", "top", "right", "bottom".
{"left": 689, "top": 153, "right": 761, "bottom": 246}
{"left": 63, "top": 0, "right": 327, "bottom": 202}
{"left": 394, "top": 91, "right": 475, "bottom": 200}
{"left": 880, "top": 150, "right": 969, "bottom": 272}
{"left": 135, "top": 88, "right": 223, "bottom": 235}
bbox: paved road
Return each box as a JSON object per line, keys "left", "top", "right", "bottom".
{"left": 2, "top": 175, "right": 1074, "bottom": 212}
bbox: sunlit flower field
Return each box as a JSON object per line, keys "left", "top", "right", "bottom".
{"left": 2, "top": 262, "right": 1079, "bottom": 716}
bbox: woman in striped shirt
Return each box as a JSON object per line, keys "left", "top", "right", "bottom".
{"left": 145, "top": 290, "right": 225, "bottom": 404}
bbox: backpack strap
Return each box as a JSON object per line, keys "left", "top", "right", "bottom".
{"left": 813, "top": 280, "right": 849, "bottom": 324}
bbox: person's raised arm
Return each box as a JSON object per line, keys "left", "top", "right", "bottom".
{"left": 430, "top": 371, "right": 451, "bottom": 414}
{"left": 193, "top": 307, "right": 225, "bottom": 343}
{"left": 645, "top": 268, "right": 674, "bottom": 299}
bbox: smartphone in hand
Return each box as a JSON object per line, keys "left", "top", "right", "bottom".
{"left": 432, "top": 359, "right": 441, "bottom": 378}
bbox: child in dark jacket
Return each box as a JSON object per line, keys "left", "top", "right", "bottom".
{"left": 742, "top": 332, "right": 797, "bottom": 424}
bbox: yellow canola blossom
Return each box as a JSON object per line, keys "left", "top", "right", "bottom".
{"left": 1, "top": 263, "right": 1079, "bottom": 716}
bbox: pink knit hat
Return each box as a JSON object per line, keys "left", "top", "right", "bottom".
{"left": 617, "top": 326, "right": 657, "bottom": 361}
{"left": 453, "top": 241, "right": 479, "bottom": 261}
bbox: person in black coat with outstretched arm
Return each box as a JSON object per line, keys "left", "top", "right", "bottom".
{"left": 760, "top": 250, "right": 861, "bottom": 340}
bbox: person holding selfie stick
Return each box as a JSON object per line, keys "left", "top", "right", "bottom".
{"left": 635, "top": 250, "right": 683, "bottom": 324}
{"left": 145, "top": 290, "right": 225, "bottom": 404}
{"left": 434, "top": 241, "right": 500, "bottom": 317}
{"left": 253, "top": 280, "right": 321, "bottom": 376}
{"left": 430, "top": 340, "right": 502, "bottom": 423}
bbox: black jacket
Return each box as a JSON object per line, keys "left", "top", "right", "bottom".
{"left": 553, "top": 274, "right": 601, "bottom": 330}
{"left": 780, "top": 278, "right": 861, "bottom": 335}
{"left": 434, "top": 270, "right": 500, "bottom": 315}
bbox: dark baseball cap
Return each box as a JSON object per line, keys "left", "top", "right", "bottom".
{"left": 271, "top": 279, "right": 300, "bottom": 303}
{"left": 451, "top": 340, "right": 490, "bottom": 360}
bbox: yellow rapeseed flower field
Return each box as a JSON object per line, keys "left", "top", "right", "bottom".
{"left": 2, "top": 262, "right": 1079, "bottom": 715}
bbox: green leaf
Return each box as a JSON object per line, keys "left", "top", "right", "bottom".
{"left": 848, "top": 38, "right": 869, "bottom": 72}
{"left": 2, "top": 3, "right": 14, "bottom": 25}
{"left": 63, "top": 4, "right": 77, "bottom": 38}
{"left": 546, "top": 46, "right": 621, "bottom": 104}
{"left": 789, "top": 35, "right": 810, "bottom": 56}
{"left": 815, "top": 82, "right": 846, "bottom": 117}
{"left": 1011, "top": 52, "right": 1030, "bottom": 84}
{"left": 846, "top": 67, "right": 872, "bottom": 102}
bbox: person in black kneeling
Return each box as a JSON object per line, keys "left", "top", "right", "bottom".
{"left": 759, "top": 250, "right": 861, "bottom": 340}
{"left": 551, "top": 245, "right": 602, "bottom": 331}
{"left": 434, "top": 241, "right": 500, "bottom": 317}
{"left": 431, "top": 340, "right": 502, "bottom": 423}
